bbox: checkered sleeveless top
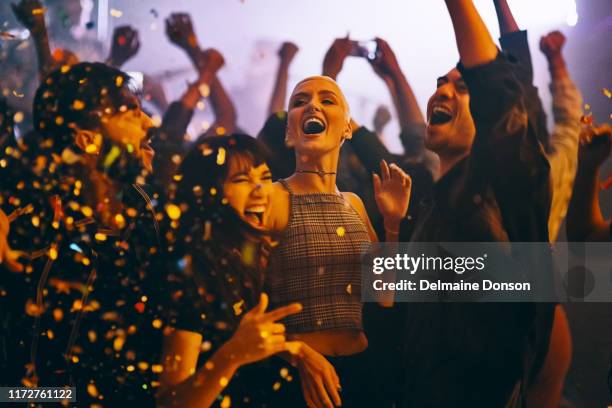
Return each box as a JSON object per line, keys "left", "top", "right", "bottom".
{"left": 267, "top": 179, "right": 371, "bottom": 333}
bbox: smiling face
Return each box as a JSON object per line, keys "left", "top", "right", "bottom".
{"left": 286, "top": 76, "right": 352, "bottom": 157}
{"left": 222, "top": 156, "right": 273, "bottom": 229}
{"left": 425, "top": 68, "right": 476, "bottom": 159}
{"left": 100, "top": 92, "right": 155, "bottom": 173}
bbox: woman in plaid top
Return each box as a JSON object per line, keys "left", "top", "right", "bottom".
{"left": 265, "top": 76, "right": 411, "bottom": 407}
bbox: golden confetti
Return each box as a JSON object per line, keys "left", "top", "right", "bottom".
{"left": 216, "top": 147, "right": 226, "bottom": 165}
{"left": 48, "top": 246, "right": 58, "bottom": 260}
{"left": 196, "top": 101, "right": 205, "bottom": 110}
{"left": 126, "top": 365, "right": 135, "bottom": 372}
{"left": 31, "top": 215, "right": 40, "bottom": 227}
{"left": 219, "top": 377, "right": 229, "bottom": 387}
{"left": 216, "top": 126, "right": 226, "bottom": 136}
{"left": 273, "top": 382, "right": 281, "bottom": 391}
{"left": 87, "top": 383, "right": 99, "bottom": 398}
{"left": 204, "top": 361, "right": 214, "bottom": 370}
{"left": 32, "top": 7, "right": 45, "bottom": 15}
{"left": 232, "top": 300, "right": 244, "bottom": 316}
{"left": 12, "top": 89, "right": 24, "bottom": 98}
{"left": 165, "top": 204, "right": 181, "bottom": 220}
{"left": 81, "top": 206, "right": 93, "bottom": 217}
{"left": 115, "top": 76, "right": 124, "bottom": 87}
{"left": 71, "top": 355, "right": 79, "bottom": 363}
{"left": 115, "top": 214, "right": 126, "bottom": 228}
{"left": 95, "top": 232, "right": 107, "bottom": 241}
{"left": 25, "top": 301, "right": 43, "bottom": 317}
{"left": 602, "top": 88, "right": 611, "bottom": 99}
{"left": 53, "top": 308, "right": 64, "bottom": 322}
{"left": 198, "top": 83, "right": 210, "bottom": 98}
{"left": 280, "top": 367, "right": 289, "bottom": 378}
{"left": 88, "top": 330, "right": 97, "bottom": 342}
{"left": 113, "top": 336, "right": 126, "bottom": 351}
{"left": 152, "top": 319, "right": 163, "bottom": 329}
{"left": 210, "top": 187, "right": 217, "bottom": 196}
{"left": 72, "top": 100, "right": 85, "bottom": 110}
{"left": 138, "top": 362, "right": 149, "bottom": 371}
{"left": 336, "top": 226, "right": 346, "bottom": 237}
{"left": 46, "top": 329, "right": 54, "bottom": 340}
{"left": 13, "top": 112, "right": 24, "bottom": 123}
{"left": 346, "top": 283, "right": 352, "bottom": 294}
{"left": 152, "top": 114, "right": 162, "bottom": 127}
{"left": 220, "top": 395, "right": 231, "bottom": 408}
{"left": 151, "top": 364, "right": 164, "bottom": 373}
{"left": 110, "top": 8, "right": 123, "bottom": 18}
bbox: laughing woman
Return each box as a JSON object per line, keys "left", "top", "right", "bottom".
{"left": 157, "top": 134, "right": 303, "bottom": 408}
{"left": 265, "top": 76, "right": 411, "bottom": 407}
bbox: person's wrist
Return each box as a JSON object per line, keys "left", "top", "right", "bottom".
{"left": 216, "top": 340, "right": 243, "bottom": 370}
{"left": 384, "top": 218, "right": 401, "bottom": 234}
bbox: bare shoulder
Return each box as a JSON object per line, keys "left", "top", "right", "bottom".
{"left": 341, "top": 191, "right": 366, "bottom": 216}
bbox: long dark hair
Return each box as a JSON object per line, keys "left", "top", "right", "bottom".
{"left": 173, "top": 133, "right": 272, "bottom": 311}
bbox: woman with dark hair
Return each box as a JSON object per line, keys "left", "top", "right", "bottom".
{"left": 157, "top": 134, "right": 303, "bottom": 407}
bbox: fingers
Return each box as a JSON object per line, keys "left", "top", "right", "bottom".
{"left": 313, "top": 376, "right": 334, "bottom": 408}
{"left": 262, "top": 302, "right": 302, "bottom": 322}
{"left": 323, "top": 370, "right": 342, "bottom": 407}
{"left": 380, "top": 159, "right": 390, "bottom": 181}
{"left": 251, "top": 292, "right": 269, "bottom": 315}
{"left": 301, "top": 376, "right": 319, "bottom": 408}
{"left": 372, "top": 173, "right": 381, "bottom": 196}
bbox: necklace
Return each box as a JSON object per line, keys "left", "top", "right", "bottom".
{"left": 295, "top": 169, "right": 337, "bottom": 177}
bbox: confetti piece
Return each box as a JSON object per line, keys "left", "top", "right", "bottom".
{"left": 103, "top": 146, "right": 121, "bottom": 169}
{"left": 152, "top": 364, "right": 164, "bottom": 373}
{"left": 32, "top": 8, "right": 45, "bottom": 15}
{"left": 72, "top": 100, "right": 85, "bottom": 110}
{"left": 273, "top": 382, "right": 281, "bottom": 391}
{"left": 280, "top": 367, "right": 289, "bottom": 378}
{"left": 336, "top": 226, "right": 346, "bottom": 237}
{"left": 204, "top": 361, "right": 214, "bottom": 370}
{"left": 49, "top": 246, "right": 58, "bottom": 260}
{"left": 88, "top": 330, "right": 97, "bottom": 342}
{"left": 216, "top": 126, "right": 226, "bottom": 136}
{"left": 13, "top": 112, "right": 24, "bottom": 123}
{"left": 346, "top": 283, "right": 352, "bottom": 294}
{"left": 126, "top": 365, "right": 135, "bottom": 372}
{"left": 110, "top": 8, "right": 123, "bottom": 18}
{"left": 216, "top": 147, "right": 226, "bottom": 165}
{"left": 602, "top": 88, "right": 611, "bottom": 99}
{"left": 53, "top": 308, "right": 63, "bottom": 322}
{"left": 152, "top": 319, "right": 163, "bottom": 329}
{"left": 114, "top": 214, "right": 126, "bottom": 228}
{"left": 196, "top": 101, "right": 205, "bottom": 110}
{"left": 12, "top": 90, "right": 24, "bottom": 98}
{"left": 81, "top": 206, "right": 93, "bottom": 217}
{"left": 134, "top": 302, "right": 145, "bottom": 313}
{"left": 115, "top": 76, "right": 124, "bottom": 87}
{"left": 60, "top": 65, "right": 71, "bottom": 73}
{"left": 55, "top": 116, "right": 64, "bottom": 125}
{"left": 87, "top": 383, "right": 99, "bottom": 397}
{"left": 584, "top": 104, "right": 591, "bottom": 111}
{"left": 233, "top": 300, "right": 244, "bottom": 316}
{"left": 165, "top": 204, "right": 181, "bottom": 220}
{"left": 138, "top": 362, "right": 149, "bottom": 371}
{"left": 95, "top": 232, "right": 107, "bottom": 241}
{"left": 113, "top": 336, "right": 126, "bottom": 351}
{"left": 198, "top": 83, "right": 210, "bottom": 98}
{"left": 220, "top": 395, "right": 231, "bottom": 408}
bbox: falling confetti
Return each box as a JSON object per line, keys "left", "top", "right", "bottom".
{"left": 346, "top": 283, "right": 352, "bottom": 294}
{"left": 602, "top": 88, "right": 611, "bottom": 99}
{"left": 336, "top": 226, "right": 346, "bottom": 237}
{"left": 12, "top": 90, "right": 24, "bottom": 98}
{"left": 232, "top": 300, "right": 244, "bottom": 316}
{"left": 87, "top": 383, "right": 99, "bottom": 398}
{"left": 198, "top": 83, "right": 210, "bottom": 98}
{"left": 13, "top": 111, "right": 24, "bottom": 123}
{"left": 165, "top": 204, "right": 181, "bottom": 220}
{"left": 220, "top": 395, "right": 231, "bottom": 408}
{"left": 110, "top": 8, "right": 123, "bottom": 18}
{"left": 216, "top": 147, "right": 226, "bottom": 165}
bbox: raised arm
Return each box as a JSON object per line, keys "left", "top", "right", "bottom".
{"left": 369, "top": 38, "right": 425, "bottom": 129}
{"left": 105, "top": 25, "right": 140, "bottom": 69}
{"left": 492, "top": 0, "right": 519, "bottom": 34}
{"left": 567, "top": 124, "right": 612, "bottom": 242}
{"left": 445, "top": 0, "right": 498, "bottom": 68}
{"left": 322, "top": 37, "right": 351, "bottom": 80}
{"left": 166, "top": 13, "right": 237, "bottom": 135}
{"left": 268, "top": 42, "right": 299, "bottom": 116}
{"left": 11, "top": 0, "right": 53, "bottom": 78}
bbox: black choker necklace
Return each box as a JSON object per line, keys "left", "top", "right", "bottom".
{"left": 295, "top": 169, "right": 337, "bottom": 177}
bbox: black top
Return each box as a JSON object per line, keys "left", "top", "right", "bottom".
{"left": 400, "top": 52, "right": 555, "bottom": 407}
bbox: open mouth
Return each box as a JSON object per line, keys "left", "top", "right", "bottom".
{"left": 429, "top": 105, "right": 453, "bottom": 125}
{"left": 302, "top": 117, "right": 326, "bottom": 135}
{"left": 244, "top": 205, "right": 266, "bottom": 227}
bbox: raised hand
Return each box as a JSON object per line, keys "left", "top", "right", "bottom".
{"left": 11, "top": 0, "right": 45, "bottom": 33}
{"left": 322, "top": 37, "right": 352, "bottom": 80}
{"left": 373, "top": 160, "right": 411, "bottom": 231}
{"left": 369, "top": 38, "right": 401, "bottom": 81}
{"left": 223, "top": 293, "right": 302, "bottom": 366}
{"left": 194, "top": 48, "right": 225, "bottom": 85}
{"left": 107, "top": 25, "right": 140, "bottom": 68}
{"left": 578, "top": 123, "right": 612, "bottom": 170}
{"left": 279, "top": 41, "right": 299, "bottom": 64}
{"left": 165, "top": 12, "right": 198, "bottom": 51}
{"left": 296, "top": 343, "right": 341, "bottom": 408}
{"left": 539, "top": 30, "right": 566, "bottom": 60}
{"left": 0, "top": 208, "right": 24, "bottom": 273}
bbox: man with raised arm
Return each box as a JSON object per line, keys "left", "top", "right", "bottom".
{"left": 399, "top": 1, "right": 555, "bottom": 406}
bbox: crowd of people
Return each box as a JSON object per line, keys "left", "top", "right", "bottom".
{"left": 0, "top": 0, "right": 610, "bottom": 407}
